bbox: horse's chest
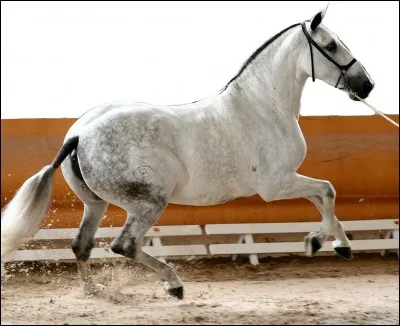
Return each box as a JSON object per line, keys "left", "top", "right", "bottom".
{"left": 258, "top": 123, "right": 307, "bottom": 171}
{"left": 282, "top": 130, "right": 307, "bottom": 168}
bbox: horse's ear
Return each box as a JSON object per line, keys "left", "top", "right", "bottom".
{"left": 310, "top": 3, "right": 329, "bottom": 31}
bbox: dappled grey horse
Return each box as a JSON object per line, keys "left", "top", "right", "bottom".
{"left": 1, "top": 7, "right": 374, "bottom": 299}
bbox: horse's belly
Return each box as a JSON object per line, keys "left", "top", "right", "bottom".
{"left": 169, "top": 166, "right": 254, "bottom": 206}
{"left": 169, "top": 187, "right": 253, "bottom": 206}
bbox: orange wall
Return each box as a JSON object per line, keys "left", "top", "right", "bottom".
{"left": 1, "top": 116, "right": 399, "bottom": 227}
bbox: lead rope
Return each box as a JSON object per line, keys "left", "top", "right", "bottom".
{"left": 352, "top": 92, "right": 399, "bottom": 128}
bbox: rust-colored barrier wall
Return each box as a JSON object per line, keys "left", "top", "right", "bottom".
{"left": 1, "top": 116, "right": 399, "bottom": 228}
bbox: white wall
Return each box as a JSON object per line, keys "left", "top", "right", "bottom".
{"left": 1, "top": 1, "right": 398, "bottom": 119}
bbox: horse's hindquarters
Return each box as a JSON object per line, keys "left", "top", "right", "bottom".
{"left": 76, "top": 141, "right": 180, "bottom": 209}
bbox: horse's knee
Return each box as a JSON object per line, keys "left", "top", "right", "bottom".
{"left": 322, "top": 181, "right": 336, "bottom": 200}
{"left": 72, "top": 236, "right": 94, "bottom": 262}
{"left": 110, "top": 238, "right": 136, "bottom": 258}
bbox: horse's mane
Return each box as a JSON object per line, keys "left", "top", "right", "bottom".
{"left": 220, "top": 22, "right": 301, "bottom": 93}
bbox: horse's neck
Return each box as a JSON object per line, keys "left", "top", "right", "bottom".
{"left": 220, "top": 26, "right": 307, "bottom": 121}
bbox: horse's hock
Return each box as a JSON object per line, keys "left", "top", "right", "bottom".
{"left": 1, "top": 115, "right": 399, "bottom": 258}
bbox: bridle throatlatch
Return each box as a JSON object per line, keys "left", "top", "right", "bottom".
{"left": 301, "top": 22, "right": 357, "bottom": 88}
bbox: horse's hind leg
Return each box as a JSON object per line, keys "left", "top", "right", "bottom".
{"left": 110, "top": 199, "right": 184, "bottom": 300}
{"left": 61, "top": 154, "right": 109, "bottom": 295}
{"left": 136, "top": 236, "right": 184, "bottom": 299}
{"left": 72, "top": 201, "right": 108, "bottom": 295}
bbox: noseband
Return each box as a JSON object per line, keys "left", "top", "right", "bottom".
{"left": 301, "top": 22, "right": 357, "bottom": 88}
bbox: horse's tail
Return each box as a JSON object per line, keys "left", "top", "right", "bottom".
{"left": 1, "top": 136, "right": 79, "bottom": 262}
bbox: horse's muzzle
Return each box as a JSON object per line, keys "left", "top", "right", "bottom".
{"left": 345, "top": 75, "right": 375, "bottom": 100}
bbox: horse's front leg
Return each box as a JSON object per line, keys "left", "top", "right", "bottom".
{"left": 259, "top": 173, "right": 352, "bottom": 259}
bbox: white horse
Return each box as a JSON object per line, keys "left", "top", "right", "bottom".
{"left": 1, "top": 7, "right": 374, "bottom": 299}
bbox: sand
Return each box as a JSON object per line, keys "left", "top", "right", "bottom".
{"left": 1, "top": 254, "right": 398, "bottom": 325}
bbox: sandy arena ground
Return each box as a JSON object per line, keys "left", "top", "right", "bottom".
{"left": 1, "top": 254, "right": 398, "bottom": 325}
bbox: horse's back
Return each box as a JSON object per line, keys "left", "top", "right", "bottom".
{"left": 66, "top": 101, "right": 167, "bottom": 136}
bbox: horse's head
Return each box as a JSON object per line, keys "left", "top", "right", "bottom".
{"left": 301, "top": 6, "right": 374, "bottom": 100}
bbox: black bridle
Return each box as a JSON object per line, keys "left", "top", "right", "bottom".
{"left": 301, "top": 22, "right": 357, "bottom": 88}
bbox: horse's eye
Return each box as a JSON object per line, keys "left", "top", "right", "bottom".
{"left": 326, "top": 42, "right": 337, "bottom": 52}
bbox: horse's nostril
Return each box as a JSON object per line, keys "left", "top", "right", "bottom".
{"left": 363, "top": 80, "right": 374, "bottom": 93}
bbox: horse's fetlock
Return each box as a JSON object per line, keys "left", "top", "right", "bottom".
{"left": 72, "top": 237, "right": 94, "bottom": 262}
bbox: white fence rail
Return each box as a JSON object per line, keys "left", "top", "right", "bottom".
{"left": 6, "top": 219, "right": 398, "bottom": 265}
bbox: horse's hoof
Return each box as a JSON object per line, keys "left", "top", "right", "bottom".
{"left": 334, "top": 246, "right": 353, "bottom": 260}
{"left": 167, "top": 286, "right": 184, "bottom": 300}
{"left": 310, "top": 237, "right": 322, "bottom": 255}
{"left": 304, "top": 235, "right": 322, "bottom": 257}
